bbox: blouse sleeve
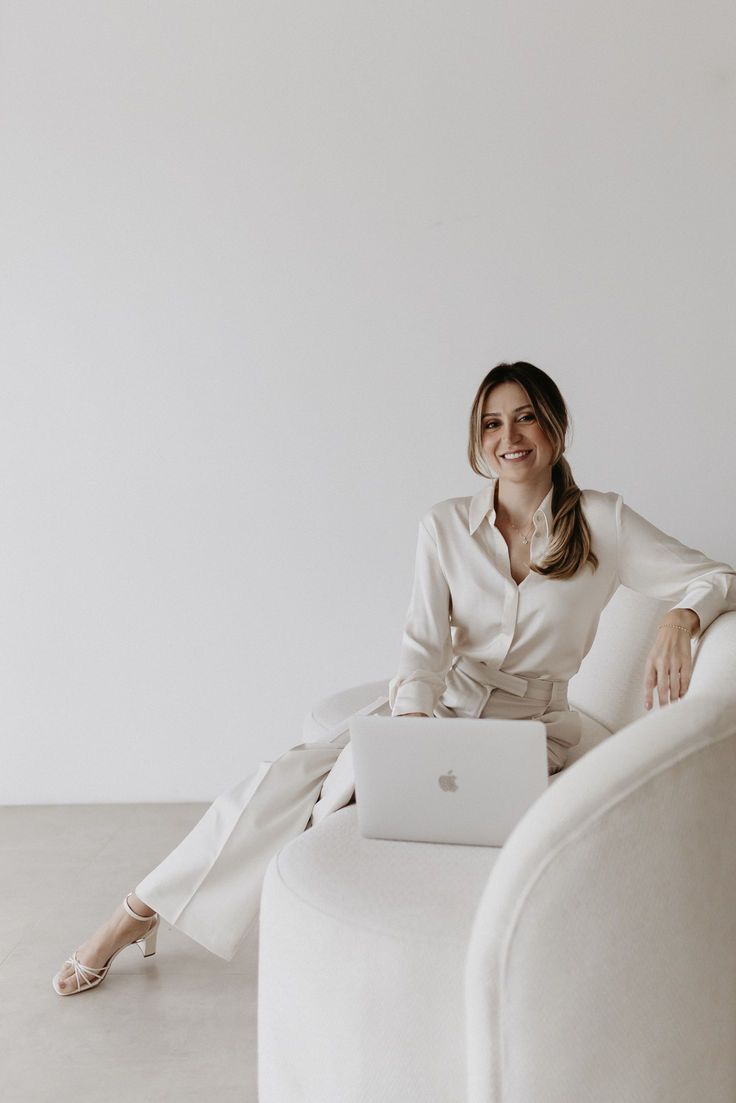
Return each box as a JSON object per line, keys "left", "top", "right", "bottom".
{"left": 615, "top": 494, "right": 736, "bottom": 636}
{"left": 388, "top": 517, "right": 454, "bottom": 717}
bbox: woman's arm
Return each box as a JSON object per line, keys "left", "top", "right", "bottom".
{"left": 615, "top": 495, "right": 736, "bottom": 707}
{"left": 388, "top": 517, "right": 453, "bottom": 718}
{"left": 615, "top": 495, "right": 736, "bottom": 636}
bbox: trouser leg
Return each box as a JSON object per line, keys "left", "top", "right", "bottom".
{"left": 134, "top": 735, "right": 348, "bottom": 962}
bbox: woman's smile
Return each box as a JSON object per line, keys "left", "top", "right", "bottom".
{"left": 500, "top": 449, "right": 533, "bottom": 463}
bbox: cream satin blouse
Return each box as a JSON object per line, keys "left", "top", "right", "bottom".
{"left": 388, "top": 477, "right": 736, "bottom": 718}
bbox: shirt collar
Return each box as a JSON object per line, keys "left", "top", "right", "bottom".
{"left": 468, "top": 476, "right": 554, "bottom": 538}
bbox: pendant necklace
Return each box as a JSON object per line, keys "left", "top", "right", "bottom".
{"left": 499, "top": 506, "right": 535, "bottom": 545}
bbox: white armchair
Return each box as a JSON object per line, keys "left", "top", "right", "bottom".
{"left": 257, "top": 588, "right": 736, "bottom": 1102}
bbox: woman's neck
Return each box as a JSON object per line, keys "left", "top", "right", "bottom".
{"left": 495, "top": 477, "right": 553, "bottom": 525}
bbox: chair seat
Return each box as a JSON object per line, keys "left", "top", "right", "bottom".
{"left": 258, "top": 804, "right": 503, "bottom": 1102}
{"left": 281, "top": 803, "right": 501, "bottom": 939}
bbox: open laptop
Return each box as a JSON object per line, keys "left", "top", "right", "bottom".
{"left": 349, "top": 715, "right": 548, "bottom": 847}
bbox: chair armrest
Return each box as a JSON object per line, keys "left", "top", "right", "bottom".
{"left": 465, "top": 693, "right": 736, "bottom": 1103}
{"left": 688, "top": 609, "right": 736, "bottom": 699}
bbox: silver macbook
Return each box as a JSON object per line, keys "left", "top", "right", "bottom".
{"left": 349, "top": 715, "right": 548, "bottom": 847}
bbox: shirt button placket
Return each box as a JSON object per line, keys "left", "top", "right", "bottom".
{"left": 499, "top": 583, "right": 518, "bottom": 667}
{"left": 486, "top": 517, "right": 519, "bottom": 667}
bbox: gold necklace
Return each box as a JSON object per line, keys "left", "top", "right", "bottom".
{"left": 498, "top": 505, "right": 535, "bottom": 545}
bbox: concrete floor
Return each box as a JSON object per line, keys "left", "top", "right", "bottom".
{"left": 0, "top": 803, "right": 258, "bottom": 1102}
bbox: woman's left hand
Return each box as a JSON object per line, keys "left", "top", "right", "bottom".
{"left": 644, "top": 614, "right": 699, "bottom": 709}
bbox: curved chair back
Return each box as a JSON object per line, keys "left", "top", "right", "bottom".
{"left": 465, "top": 622, "right": 736, "bottom": 1103}
{"left": 567, "top": 585, "right": 674, "bottom": 732}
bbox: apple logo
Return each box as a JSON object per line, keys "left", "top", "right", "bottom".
{"left": 438, "top": 769, "right": 458, "bottom": 792}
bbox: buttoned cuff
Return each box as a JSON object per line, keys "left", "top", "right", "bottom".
{"left": 390, "top": 681, "right": 437, "bottom": 718}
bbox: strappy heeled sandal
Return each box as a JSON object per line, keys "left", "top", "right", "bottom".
{"left": 52, "top": 894, "right": 160, "bottom": 996}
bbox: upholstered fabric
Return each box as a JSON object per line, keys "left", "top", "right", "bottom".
{"left": 302, "top": 680, "right": 390, "bottom": 743}
{"left": 259, "top": 803, "right": 501, "bottom": 1101}
{"left": 465, "top": 692, "right": 736, "bottom": 1103}
{"left": 566, "top": 584, "right": 675, "bottom": 731}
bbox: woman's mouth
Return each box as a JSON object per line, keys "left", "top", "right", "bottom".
{"left": 500, "top": 449, "right": 532, "bottom": 463}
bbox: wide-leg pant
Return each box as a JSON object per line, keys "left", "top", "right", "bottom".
{"left": 135, "top": 674, "right": 581, "bottom": 963}
{"left": 133, "top": 695, "right": 393, "bottom": 961}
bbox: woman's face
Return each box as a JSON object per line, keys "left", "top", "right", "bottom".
{"left": 480, "top": 381, "right": 555, "bottom": 480}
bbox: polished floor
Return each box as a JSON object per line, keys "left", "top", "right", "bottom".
{"left": 0, "top": 802, "right": 258, "bottom": 1102}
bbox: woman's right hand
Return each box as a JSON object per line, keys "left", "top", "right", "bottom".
{"left": 397, "top": 712, "right": 430, "bottom": 717}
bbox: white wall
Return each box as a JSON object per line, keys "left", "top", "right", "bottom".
{"left": 1, "top": 1, "right": 734, "bottom": 804}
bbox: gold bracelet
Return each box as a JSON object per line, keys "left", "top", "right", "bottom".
{"left": 657, "top": 623, "right": 693, "bottom": 638}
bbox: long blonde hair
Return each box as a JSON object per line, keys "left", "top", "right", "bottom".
{"left": 467, "top": 361, "right": 599, "bottom": 580}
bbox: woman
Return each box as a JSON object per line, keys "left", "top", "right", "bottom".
{"left": 53, "top": 361, "right": 736, "bottom": 994}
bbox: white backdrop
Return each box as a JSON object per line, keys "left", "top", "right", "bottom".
{"left": 1, "top": 1, "right": 734, "bottom": 803}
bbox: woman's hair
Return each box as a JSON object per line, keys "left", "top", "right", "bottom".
{"left": 467, "top": 361, "right": 598, "bottom": 580}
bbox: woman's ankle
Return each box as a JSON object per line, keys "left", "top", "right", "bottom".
{"left": 126, "top": 893, "right": 156, "bottom": 918}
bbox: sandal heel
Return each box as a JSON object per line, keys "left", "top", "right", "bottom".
{"left": 136, "top": 917, "right": 159, "bottom": 958}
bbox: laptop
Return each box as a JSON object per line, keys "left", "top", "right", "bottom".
{"left": 349, "top": 715, "right": 548, "bottom": 847}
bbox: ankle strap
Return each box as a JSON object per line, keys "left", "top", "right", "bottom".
{"left": 123, "top": 893, "right": 155, "bottom": 921}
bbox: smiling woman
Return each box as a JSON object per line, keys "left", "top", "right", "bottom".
{"left": 390, "top": 361, "right": 736, "bottom": 735}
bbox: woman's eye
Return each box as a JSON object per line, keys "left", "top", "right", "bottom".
{"left": 483, "top": 414, "right": 535, "bottom": 431}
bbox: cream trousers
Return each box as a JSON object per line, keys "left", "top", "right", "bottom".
{"left": 135, "top": 671, "right": 581, "bottom": 962}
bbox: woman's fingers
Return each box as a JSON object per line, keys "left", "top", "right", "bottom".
{"left": 671, "top": 662, "right": 692, "bottom": 702}
{"left": 666, "top": 665, "right": 680, "bottom": 705}
{"left": 657, "top": 661, "right": 671, "bottom": 707}
{"left": 644, "top": 659, "right": 692, "bottom": 709}
{"left": 644, "top": 660, "right": 656, "bottom": 710}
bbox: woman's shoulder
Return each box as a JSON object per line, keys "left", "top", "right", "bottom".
{"left": 579, "top": 487, "right": 622, "bottom": 529}
{"left": 580, "top": 487, "right": 620, "bottom": 508}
